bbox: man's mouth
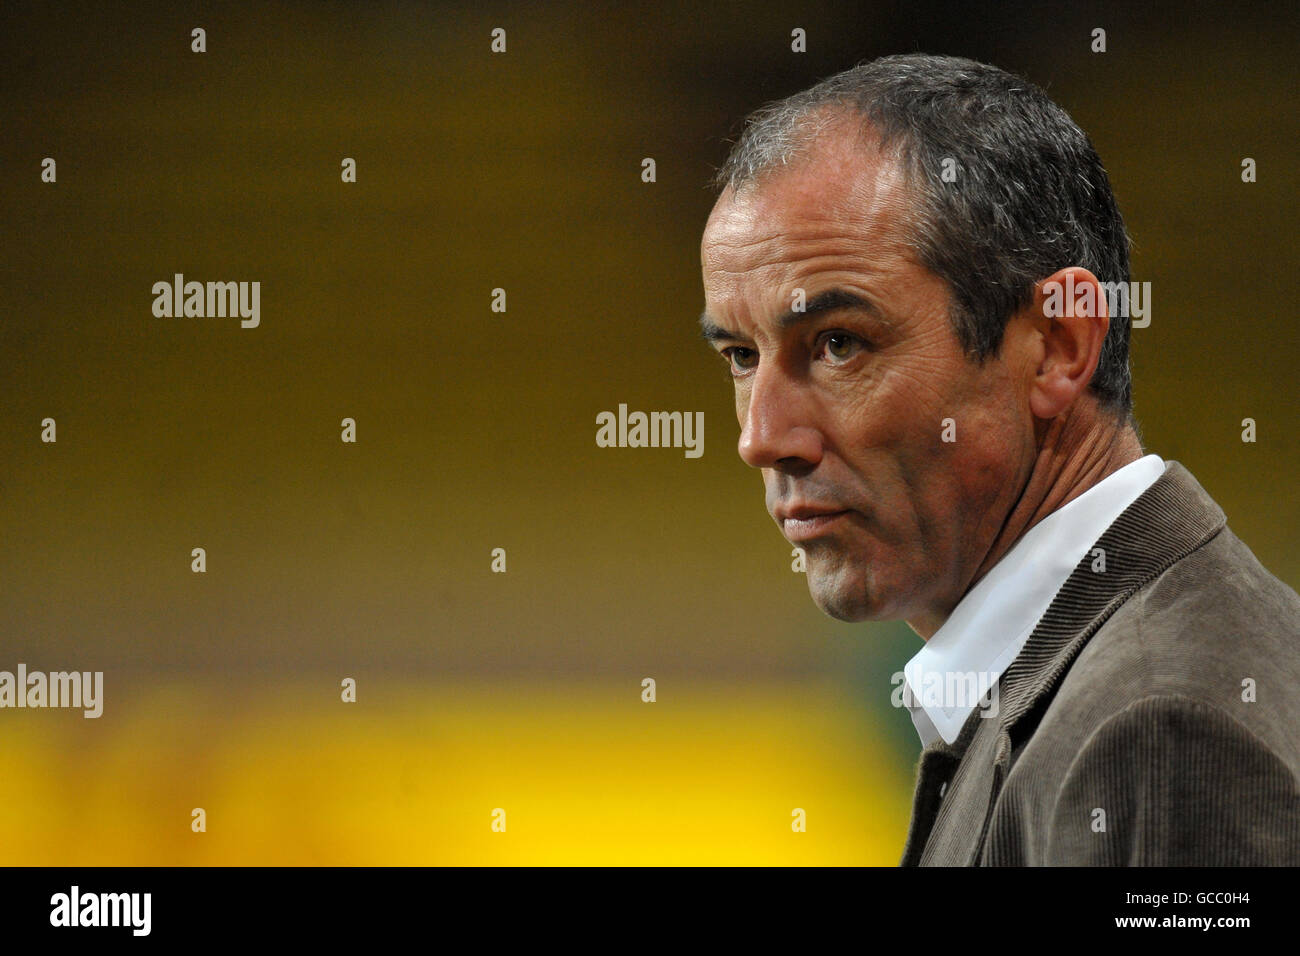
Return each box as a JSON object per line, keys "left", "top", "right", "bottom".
{"left": 775, "top": 505, "right": 852, "bottom": 541}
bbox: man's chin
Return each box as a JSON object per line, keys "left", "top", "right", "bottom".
{"left": 805, "top": 571, "right": 892, "bottom": 623}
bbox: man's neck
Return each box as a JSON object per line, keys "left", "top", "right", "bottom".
{"left": 908, "top": 402, "right": 1145, "bottom": 640}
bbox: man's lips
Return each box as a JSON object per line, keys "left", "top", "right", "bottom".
{"left": 774, "top": 504, "right": 853, "bottom": 541}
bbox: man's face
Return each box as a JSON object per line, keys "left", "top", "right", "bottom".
{"left": 699, "top": 127, "right": 1038, "bottom": 634}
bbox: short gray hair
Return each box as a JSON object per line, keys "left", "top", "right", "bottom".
{"left": 714, "top": 53, "right": 1134, "bottom": 420}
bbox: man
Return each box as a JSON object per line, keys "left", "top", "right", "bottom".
{"left": 698, "top": 54, "right": 1299, "bottom": 865}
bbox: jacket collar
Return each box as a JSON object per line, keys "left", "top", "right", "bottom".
{"left": 993, "top": 459, "right": 1226, "bottom": 746}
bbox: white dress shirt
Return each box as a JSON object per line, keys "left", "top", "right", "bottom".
{"left": 903, "top": 454, "right": 1167, "bottom": 748}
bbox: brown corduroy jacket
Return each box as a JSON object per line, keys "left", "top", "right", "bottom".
{"left": 901, "top": 460, "right": 1300, "bottom": 865}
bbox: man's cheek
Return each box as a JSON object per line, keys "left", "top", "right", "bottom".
{"left": 761, "top": 469, "right": 782, "bottom": 510}
{"left": 733, "top": 384, "right": 751, "bottom": 423}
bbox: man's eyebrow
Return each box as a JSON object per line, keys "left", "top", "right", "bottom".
{"left": 698, "top": 287, "right": 882, "bottom": 343}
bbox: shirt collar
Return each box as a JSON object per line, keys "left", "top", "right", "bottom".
{"left": 903, "top": 454, "right": 1166, "bottom": 746}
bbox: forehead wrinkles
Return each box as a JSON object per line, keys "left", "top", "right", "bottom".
{"left": 704, "top": 199, "right": 871, "bottom": 280}
{"left": 704, "top": 151, "right": 916, "bottom": 283}
{"left": 704, "top": 231, "right": 852, "bottom": 280}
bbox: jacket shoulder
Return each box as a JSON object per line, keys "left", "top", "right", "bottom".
{"left": 1050, "top": 523, "right": 1300, "bottom": 767}
{"left": 1045, "top": 694, "right": 1300, "bottom": 864}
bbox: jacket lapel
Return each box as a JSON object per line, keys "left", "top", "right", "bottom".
{"left": 994, "top": 461, "right": 1225, "bottom": 744}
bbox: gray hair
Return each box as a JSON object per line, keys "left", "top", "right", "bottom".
{"left": 713, "top": 53, "right": 1134, "bottom": 421}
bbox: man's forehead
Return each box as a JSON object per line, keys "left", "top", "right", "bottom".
{"left": 702, "top": 134, "right": 910, "bottom": 266}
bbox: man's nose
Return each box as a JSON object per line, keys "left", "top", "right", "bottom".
{"left": 737, "top": 365, "right": 823, "bottom": 469}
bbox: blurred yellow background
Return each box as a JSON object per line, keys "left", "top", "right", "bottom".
{"left": 0, "top": 679, "right": 912, "bottom": 864}
{"left": 0, "top": 1, "right": 1294, "bottom": 864}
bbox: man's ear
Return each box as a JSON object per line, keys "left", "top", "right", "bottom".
{"left": 1024, "top": 267, "right": 1110, "bottom": 419}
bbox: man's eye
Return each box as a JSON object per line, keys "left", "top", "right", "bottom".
{"left": 820, "top": 332, "right": 865, "bottom": 361}
{"left": 722, "top": 346, "right": 758, "bottom": 373}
